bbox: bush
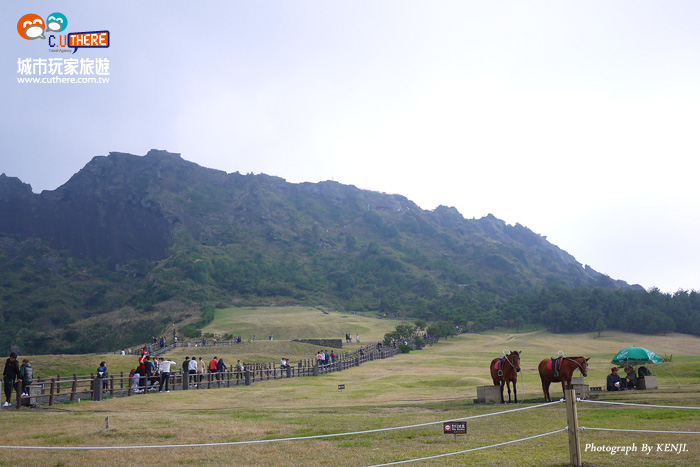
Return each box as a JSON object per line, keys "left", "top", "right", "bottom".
{"left": 413, "top": 336, "right": 425, "bottom": 350}
{"left": 398, "top": 343, "right": 412, "bottom": 353}
{"left": 181, "top": 324, "right": 201, "bottom": 338}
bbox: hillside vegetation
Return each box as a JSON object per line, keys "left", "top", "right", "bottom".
{"left": 2, "top": 150, "right": 698, "bottom": 355}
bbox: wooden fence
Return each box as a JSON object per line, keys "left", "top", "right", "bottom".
{"left": 6, "top": 344, "right": 401, "bottom": 409}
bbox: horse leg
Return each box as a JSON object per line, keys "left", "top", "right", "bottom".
{"left": 500, "top": 381, "right": 505, "bottom": 404}
{"left": 506, "top": 380, "right": 512, "bottom": 403}
{"left": 561, "top": 380, "right": 567, "bottom": 400}
{"left": 541, "top": 380, "right": 550, "bottom": 402}
{"left": 513, "top": 380, "right": 517, "bottom": 403}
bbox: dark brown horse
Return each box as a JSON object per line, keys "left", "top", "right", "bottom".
{"left": 490, "top": 350, "right": 522, "bottom": 403}
{"left": 538, "top": 356, "right": 590, "bottom": 401}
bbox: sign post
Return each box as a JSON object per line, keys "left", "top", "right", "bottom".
{"left": 338, "top": 384, "right": 345, "bottom": 392}
{"left": 443, "top": 420, "right": 467, "bottom": 441}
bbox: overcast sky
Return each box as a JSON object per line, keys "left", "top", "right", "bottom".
{"left": 2, "top": 1, "right": 699, "bottom": 293}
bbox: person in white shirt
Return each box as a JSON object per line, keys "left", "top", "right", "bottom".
{"left": 188, "top": 357, "right": 198, "bottom": 386}
{"left": 158, "top": 357, "right": 177, "bottom": 392}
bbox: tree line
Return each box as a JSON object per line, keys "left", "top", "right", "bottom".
{"left": 422, "top": 285, "right": 700, "bottom": 337}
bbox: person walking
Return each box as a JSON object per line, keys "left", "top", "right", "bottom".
{"left": 3, "top": 352, "right": 20, "bottom": 407}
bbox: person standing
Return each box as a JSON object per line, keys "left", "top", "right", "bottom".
{"left": 96, "top": 361, "right": 108, "bottom": 390}
{"left": 197, "top": 357, "right": 206, "bottom": 384}
{"left": 188, "top": 356, "right": 198, "bottom": 386}
{"left": 138, "top": 351, "right": 148, "bottom": 392}
{"left": 216, "top": 358, "right": 227, "bottom": 380}
{"left": 3, "top": 352, "right": 20, "bottom": 407}
{"left": 182, "top": 356, "right": 190, "bottom": 378}
{"left": 236, "top": 360, "right": 245, "bottom": 380}
{"left": 209, "top": 356, "right": 219, "bottom": 381}
{"left": 158, "top": 357, "right": 177, "bottom": 392}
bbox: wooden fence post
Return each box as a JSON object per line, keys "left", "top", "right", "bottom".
{"left": 565, "top": 387, "right": 582, "bottom": 467}
{"left": 49, "top": 378, "right": 55, "bottom": 406}
{"left": 15, "top": 380, "right": 22, "bottom": 409}
{"left": 70, "top": 375, "right": 77, "bottom": 401}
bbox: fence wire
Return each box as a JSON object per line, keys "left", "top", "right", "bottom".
{"left": 0, "top": 400, "right": 562, "bottom": 450}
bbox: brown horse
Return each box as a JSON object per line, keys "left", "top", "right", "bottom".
{"left": 538, "top": 356, "right": 590, "bottom": 401}
{"left": 490, "top": 350, "right": 522, "bottom": 403}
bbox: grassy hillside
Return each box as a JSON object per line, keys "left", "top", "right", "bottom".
{"left": 2, "top": 151, "right": 640, "bottom": 355}
{"left": 201, "top": 306, "right": 399, "bottom": 342}
{"left": 3, "top": 321, "right": 699, "bottom": 466}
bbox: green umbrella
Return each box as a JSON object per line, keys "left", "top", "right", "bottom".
{"left": 611, "top": 346, "right": 664, "bottom": 366}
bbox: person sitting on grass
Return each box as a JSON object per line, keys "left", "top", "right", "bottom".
{"left": 607, "top": 366, "right": 623, "bottom": 391}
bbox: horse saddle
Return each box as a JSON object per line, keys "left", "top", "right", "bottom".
{"left": 547, "top": 357, "right": 562, "bottom": 377}
{"left": 494, "top": 356, "right": 506, "bottom": 376}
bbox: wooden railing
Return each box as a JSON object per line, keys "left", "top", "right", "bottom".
{"left": 6, "top": 345, "right": 400, "bottom": 409}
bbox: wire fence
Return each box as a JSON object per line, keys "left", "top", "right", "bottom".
{"left": 0, "top": 400, "right": 564, "bottom": 450}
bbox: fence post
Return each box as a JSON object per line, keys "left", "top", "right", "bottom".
{"left": 93, "top": 377, "right": 103, "bottom": 401}
{"left": 120, "top": 371, "right": 124, "bottom": 390}
{"left": 565, "top": 388, "right": 582, "bottom": 467}
{"left": 70, "top": 375, "right": 77, "bottom": 401}
{"left": 15, "top": 380, "right": 22, "bottom": 409}
{"left": 49, "top": 378, "right": 55, "bottom": 406}
{"left": 110, "top": 375, "right": 114, "bottom": 397}
{"left": 244, "top": 370, "right": 251, "bottom": 386}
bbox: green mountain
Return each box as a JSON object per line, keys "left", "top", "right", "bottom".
{"left": 0, "top": 150, "right": 633, "bottom": 353}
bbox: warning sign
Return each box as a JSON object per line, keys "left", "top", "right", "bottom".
{"left": 443, "top": 421, "right": 467, "bottom": 434}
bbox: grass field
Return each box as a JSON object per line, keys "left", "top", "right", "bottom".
{"left": 1, "top": 309, "right": 699, "bottom": 466}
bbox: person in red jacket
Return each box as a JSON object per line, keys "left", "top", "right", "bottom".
{"left": 209, "top": 356, "right": 219, "bottom": 381}
{"left": 138, "top": 351, "right": 147, "bottom": 391}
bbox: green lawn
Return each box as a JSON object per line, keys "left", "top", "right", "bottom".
{"left": 2, "top": 312, "right": 699, "bottom": 466}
